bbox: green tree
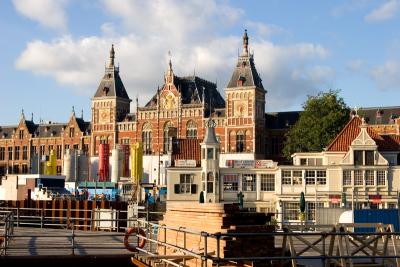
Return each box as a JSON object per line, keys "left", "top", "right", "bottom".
{"left": 283, "top": 90, "right": 350, "bottom": 159}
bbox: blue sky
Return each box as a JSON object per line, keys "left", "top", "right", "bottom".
{"left": 1, "top": 0, "right": 400, "bottom": 125}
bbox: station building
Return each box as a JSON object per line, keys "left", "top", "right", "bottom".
{"left": 0, "top": 30, "right": 298, "bottom": 187}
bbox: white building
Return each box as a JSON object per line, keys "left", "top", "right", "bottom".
{"left": 166, "top": 115, "right": 400, "bottom": 224}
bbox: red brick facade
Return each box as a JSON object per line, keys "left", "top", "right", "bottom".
{"left": 0, "top": 32, "right": 297, "bottom": 177}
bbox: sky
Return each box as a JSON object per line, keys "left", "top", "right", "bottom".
{"left": 1, "top": 0, "right": 400, "bottom": 125}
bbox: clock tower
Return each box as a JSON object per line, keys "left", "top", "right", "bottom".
{"left": 225, "top": 30, "right": 266, "bottom": 158}
{"left": 91, "top": 44, "right": 131, "bottom": 156}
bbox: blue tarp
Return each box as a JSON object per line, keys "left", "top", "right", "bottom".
{"left": 354, "top": 209, "right": 399, "bottom": 233}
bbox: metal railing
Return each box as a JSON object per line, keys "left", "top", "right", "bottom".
{"left": 0, "top": 207, "right": 163, "bottom": 231}
{"left": 128, "top": 221, "right": 400, "bottom": 267}
{"left": 0, "top": 211, "right": 14, "bottom": 256}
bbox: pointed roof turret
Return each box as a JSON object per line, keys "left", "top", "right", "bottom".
{"left": 165, "top": 52, "right": 174, "bottom": 85}
{"left": 20, "top": 108, "right": 25, "bottom": 121}
{"left": 226, "top": 30, "right": 264, "bottom": 89}
{"left": 202, "top": 118, "right": 219, "bottom": 145}
{"left": 93, "top": 45, "right": 130, "bottom": 100}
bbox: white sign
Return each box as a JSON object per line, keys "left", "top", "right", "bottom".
{"left": 233, "top": 160, "right": 255, "bottom": 168}
{"left": 255, "top": 160, "right": 274, "bottom": 169}
{"left": 226, "top": 160, "right": 275, "bottom": 169}
{"left": 175, "top": 159, "right": 197, "bottom": 167}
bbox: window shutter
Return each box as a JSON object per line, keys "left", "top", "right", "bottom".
{"left": 174, "top": 184, "right": 180, "bottom": 194}
{"left": 191, "top": 184, "right": 197, "bottom": 194}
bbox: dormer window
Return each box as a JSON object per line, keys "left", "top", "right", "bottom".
{"left": 69, "top": 127, "right": 75, "bottom": 138}
{"left": 103, "top": 87, "right": 109, "bottom": 96}
{"left": 237, "top": 75, "right": 245, "bottom": 87}
{"left": 19, "top": 129, "right": 24, "bottom": 139}
{"left": 354, "top": 150, "right": 375, "bottom": 166}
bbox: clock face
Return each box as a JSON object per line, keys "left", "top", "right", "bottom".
{"left": 162, "top": 92, "right": 176, "bottom": 110}
{"left": 234, "top": 100, "right": 247, "bottom": 117}
{"left": 99, "top": 109, "right": 109, "bottom": 123}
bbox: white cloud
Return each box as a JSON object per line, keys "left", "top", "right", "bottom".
{"left": 370, "top": 60, "right": 400, "bottom": 90}
{"left": 245, "top": 21, "right": 285, "bottom": 38}
{"left": 331, "top": 0, "right": 371, "bottom": 17}
{"left": 346, "top": 59, "right": 366, "bottom": 72}
{"left": 365, "top": 0, "right": 400, "bottom": 22}
{"left": 15, "top": 0, "right": 333, "bottom": 111}
{"left": 12, "top": 0, "right": 68, "bottom": 31}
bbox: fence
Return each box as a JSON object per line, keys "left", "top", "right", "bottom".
{"left": 0, "top": 210, "right": 14, "bottom": 255}
{"left": 129, "top": 220, "right": 400, "bottom": 267}
{"left": 0, "top": 200, "right": 163, "bottom": 231}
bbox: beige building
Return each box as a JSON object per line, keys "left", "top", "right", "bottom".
{"left": 166, "top": 115, "right": 400, "bottom": 224}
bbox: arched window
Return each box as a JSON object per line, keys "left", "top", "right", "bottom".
{"left": 186, "top": 120, "right": 197, "bottom": 139}
{"left": 142, "top": 122, "right": 152, "bottom": 154}
{"left": 236, "top": 130, "right": 245, "bottom": 153}
{"left": 229, "top": 131, "right": 236, "bottom": 152}
{"left": 163, "top": 121, "right": 173, "bottom": 153}
{"left": 207, "top": 172, "right": 214, "bottom": 193}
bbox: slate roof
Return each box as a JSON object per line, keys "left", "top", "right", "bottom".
{"left": 75, "top": 118, "right": 91, "bottom": 133}
{"left": 226, "top": 54, "right": 264, "bottom": 89}
{"left": 265, "top": 111, "right": 301, "bottom": 130}
{"left": 35, "top": 124, "right": 66, "bottom": 138}
{"left": 326, "top": 116, "right": 400, "bottom": 152}
{"left": 358, "top": 106, "right": 400, "bottom": 125}
{"left": 0, "top": 126, "right": 16, "bottom": 139}
{"left": 93, "top": 68, "right": 130, "bottom": 99}
{"left": 0, "top": 119, "right": 91, "bottom": 139}
{"left": 145, "top": 75, "right": 225, "bottom": 110}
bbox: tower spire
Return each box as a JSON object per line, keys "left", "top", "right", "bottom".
{"left": 242, "top": 29, "right": 249, "bottom": 56}
{"left": 109, "top": 44, "right": 115, "bottom": 67}
{"left": 165, "top": 51, "right": 174, "bottom": 85}
{"left": 20, "top": 108, "right": 25, "bottom": 120}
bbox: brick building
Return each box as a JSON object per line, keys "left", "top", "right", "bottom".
{"left": 0, "top": 31, "right": 299, "bottom": 183}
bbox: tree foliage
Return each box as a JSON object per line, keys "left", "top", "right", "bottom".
{"left": 283, "top": 90, "right": 350, "bottom": 159}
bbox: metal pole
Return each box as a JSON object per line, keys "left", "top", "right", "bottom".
{"left": 216, "top": 232, "right": 221, "bottom": 267}
{"left": 322, "top": 232, "right": 326, "bottom": 267}
{"left": 203, "top": 232, "right": 208, "bottom": 267}
{"left": 163, "top": 225, "right": 167, "bottom": 256}
{"left": 71, "top": 225, "right": 75, "bottom": 256}
{"left": 40, "top": 208, "right": 44, "bottom": 228}
{"left": 17, "top": 207, "right": 19, "bottom": 227}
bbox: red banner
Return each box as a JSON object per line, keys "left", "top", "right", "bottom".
{"left": 369, "top": 194, "right": 382, "bottom": 204}
{"left": 329, "top": 194, "right": 341, "bottom": 204}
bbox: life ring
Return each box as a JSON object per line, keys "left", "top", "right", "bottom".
{"left": 124, "top": 227, "right": 146, "bottom": 252}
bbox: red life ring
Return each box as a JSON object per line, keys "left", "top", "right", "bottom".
{"left": 124, "top": 227, "right": 146, "bottom": 252}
